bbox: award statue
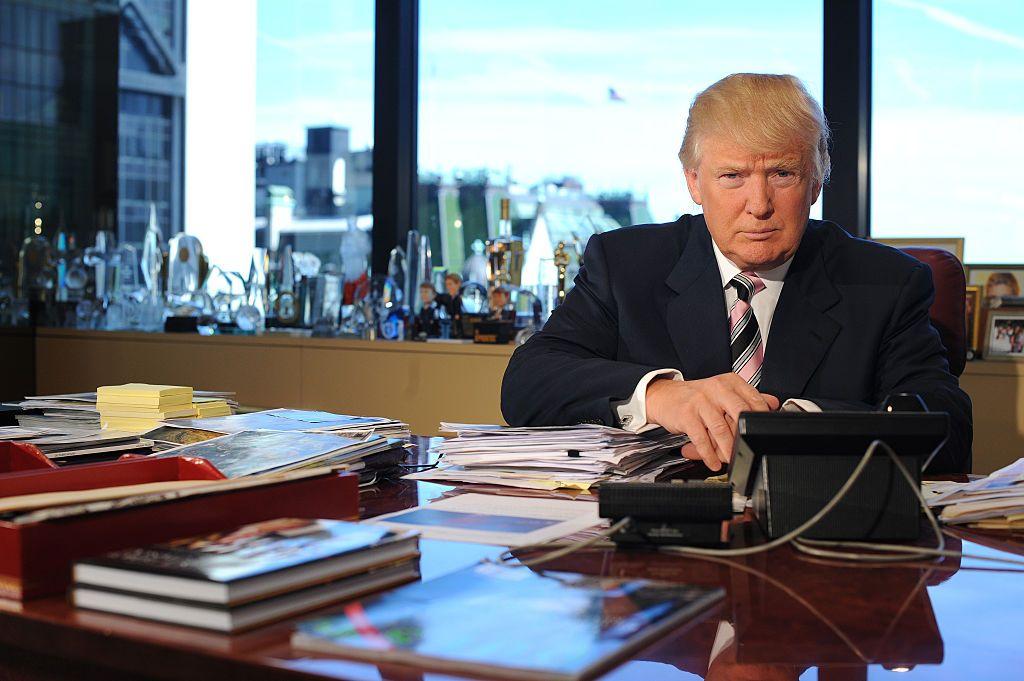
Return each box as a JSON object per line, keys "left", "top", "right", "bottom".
{"left": 553, "top": 241, "right": 570, "bottom": 307}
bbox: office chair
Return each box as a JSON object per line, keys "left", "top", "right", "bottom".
{"left": 901, "top": 247, "right": 967, "bottom": 377}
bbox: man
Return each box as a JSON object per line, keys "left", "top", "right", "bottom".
{"left": 501, "top": 73, "right": 971, "bottom": 473}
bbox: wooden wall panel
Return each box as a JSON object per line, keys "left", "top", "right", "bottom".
{"left": 31, "top": 330, "right": 1024, "bottom": 474}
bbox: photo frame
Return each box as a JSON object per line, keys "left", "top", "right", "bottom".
{"left": 875, "top": 237, "right": 965, "bottom": 263}
{"left": 966, "top": 264, "right": 1024, "bottom": 299}
{"left": 965, "top": 285, "right": 983, "bottom": 358}
{"left": 983, "top": 309, "right": 1024, "bottom": 361}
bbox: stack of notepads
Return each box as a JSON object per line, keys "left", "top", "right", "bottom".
{"left": 405, "top": 423, "right": 692, "bottom": 491}
{"left": 8, "top": 388, "right": 236, "bottom": 433}
{"left": 97, "top": 384, "right": 196, "bottom": 432}
{"left": 72, "top": 518, "right": 420, "bottom": 632}
{"left": 926, "top": 458, "right": 1024, "bottom": 530}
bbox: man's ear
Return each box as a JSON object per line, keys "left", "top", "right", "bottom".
{"left": 810, "top": 179, "right": 823, "bottom": 205}
{"left": 684, "top": 168, "right": 703, "bottom": 205}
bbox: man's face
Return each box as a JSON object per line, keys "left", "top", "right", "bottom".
{"left": 445, "top": 278, "right": 460, "bottom": 297}
{"left": 685, "top": 135, "right": 821, "bottom": 271}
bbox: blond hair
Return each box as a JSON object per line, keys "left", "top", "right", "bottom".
{"left": 678, "top": 73, "right": 831, "bottom": 184}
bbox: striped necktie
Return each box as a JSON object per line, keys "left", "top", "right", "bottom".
{"left": 728, "top": 272, "right": 766, "bottom": 387}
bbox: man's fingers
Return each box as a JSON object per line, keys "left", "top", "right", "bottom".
{"left": 722, "top": 374, "right": 771, "bottom": 412}
{"left": 762, "top": 393, "right": 781, "bottom": 411}
{"left": 700, "top": 404, "right": 735, "bottom": 464}
{"left": 680, "top": 417, "right": 721, "bottom": 471}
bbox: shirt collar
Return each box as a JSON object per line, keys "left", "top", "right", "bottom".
{"left": 710, "top": 238, "right": 793, "bottom": 291}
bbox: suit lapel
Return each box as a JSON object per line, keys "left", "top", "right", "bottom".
{"left": 663, "top": 217, "right": 733, "bottom": 379}
{"left": 760, "top": 226, "right": 842, "bottom": 399}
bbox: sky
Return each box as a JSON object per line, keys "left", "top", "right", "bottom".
{"left": 255, "top": 0, "right": 1024, "bottom": 263}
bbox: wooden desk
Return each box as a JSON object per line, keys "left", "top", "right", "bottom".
{"left": 0, "top": 454, "right": 1022, "bottom": 680}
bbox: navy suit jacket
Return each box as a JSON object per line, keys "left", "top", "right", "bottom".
{"left": 501, "top": 215, "right": 972, "bottom": 473}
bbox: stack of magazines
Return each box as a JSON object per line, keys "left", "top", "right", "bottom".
{"left": 163, "top": 408, "right": 410, "bottom": 441}
{"left": 152, "top": 429, "right": 407, "bottom": 483}
{"left": 404, "top": 423, "right": 692, "bottom": 491}
{"left": 72, "top": 518, "right": 420, "bottom": 632}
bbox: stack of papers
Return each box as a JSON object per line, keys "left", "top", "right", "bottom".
{"left": 22, "top": 430, "right": 155, "bottom": 464}
{"left": 404, "top": 423, "right": 691, "bottom": 491}
{"left": 98, "top": 384, "right": 195, "bottom": 433}
{"left": 7, "top": 390, "right": 238, "bottom": 431}
{"left": 925, "top": 458, "right": 1024, "bottom": 529}
{"left": 163, "top": 409, "right": 411, "bottom": 441}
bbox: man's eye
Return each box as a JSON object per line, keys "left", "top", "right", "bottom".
{"left": 776, "top": 170, "right": 792, "bottom": 177}
{"left": 721, "top": 173, "right": 738, "bottom": 179}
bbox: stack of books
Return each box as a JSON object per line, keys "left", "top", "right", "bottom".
{"left": 405, "top": 423, "right": 692, "bottom": 491}
{"left": 97, "top": 384, "right": 195, "bottom": 433}
{"left": 72, "top": 518, "right": 420, "bottom": 632}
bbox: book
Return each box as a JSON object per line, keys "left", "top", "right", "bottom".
{"left": 73, "top": 518, "right": 420, "bottom": 632}
{"left": 73, "top": 562, "right": 419, "bottom": 632}
{"left": 153, "top": 430, "right": 389, "bottom": 478}
{"left": 292, "top": 562, "right": 723, "bottom": 681}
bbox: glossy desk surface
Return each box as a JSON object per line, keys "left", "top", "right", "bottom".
{"left": 0, "top": 447, "right": 1022, "bottom": 680}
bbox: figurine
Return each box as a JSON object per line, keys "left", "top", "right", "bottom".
{"left": 488, "top": 286, "right": 515, "bottom": 322}
{"left": 436, "top": 273, "right": 464, "bottom": 336}
{"left": 412, "top": 282, "right": 441, "bottom": 340}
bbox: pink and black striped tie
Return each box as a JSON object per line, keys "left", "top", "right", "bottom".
{"left": 729, "top": 272, "right": 766, "bottom": 387}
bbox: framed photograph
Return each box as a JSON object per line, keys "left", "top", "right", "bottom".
{"left": 875, "top": 237, "right": 965, "bottom": 263}
{"left": 984, "top": 310, "right": 1024, "bottom": 361}
{"left": 966, "top": 264, "right": 1024, "bottom": 298}
{"left": 965, "top": 285, "right": 983, "bottom": 357}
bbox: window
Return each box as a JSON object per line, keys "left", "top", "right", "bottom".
{"left": 418, "top": 0, "right": 823, "bottom": 282}
{"left": 872, "top": 0, "right": 1024, "bottom": 263}
{"left": 254, "top": 0, "right": 375, "bottom": 269}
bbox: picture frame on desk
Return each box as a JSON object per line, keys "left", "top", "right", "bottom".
{"left": 966, "top": 285, "right": 983, "bottom": 359}
{"left": 983, "top": 309, "right": 1024, "bottom": 361}
{"left": 875, "top": 237, "right": 965, "bottom": 263}
{"left": 966, "top": 264, "right": 1024, "bottom": 298}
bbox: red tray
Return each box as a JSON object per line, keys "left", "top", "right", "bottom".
{"left": 0, "top": 441, "right": 57, "bottom": 474}
{"left": 0, "top": 456, "right": 359, "bottom": 600}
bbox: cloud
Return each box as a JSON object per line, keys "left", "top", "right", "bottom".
{"left": 886, "top": 0, "right": 1024, "bottom": 51}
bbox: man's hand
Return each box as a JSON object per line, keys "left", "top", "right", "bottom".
{"left": 645, "top": 374, "right": 780, "bottom": 471}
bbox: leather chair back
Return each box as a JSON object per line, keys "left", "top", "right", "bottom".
{"left": 901, "top": 247, "right": 966, "bottom": 376}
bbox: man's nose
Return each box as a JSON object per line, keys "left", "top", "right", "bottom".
{"left": 745, "top": 176, "right": 773, "bottom": 219}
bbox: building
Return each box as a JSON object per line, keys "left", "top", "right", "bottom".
{"left": 116, "top": 0, "right": 186, "bottom": 244}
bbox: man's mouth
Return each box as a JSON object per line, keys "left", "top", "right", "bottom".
{"left": 739, "top": 228, "right": 778, "bottom": 241}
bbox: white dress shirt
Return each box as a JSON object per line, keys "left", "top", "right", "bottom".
{"left": 615, "top": 239, "right": 817, "bottom": 432}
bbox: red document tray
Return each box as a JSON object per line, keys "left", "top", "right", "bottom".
{"left": 0, "top": 442, "right": 57, "bottom": 474}
{"left": 0, "top": 456, "right": 359, "bottom": 600}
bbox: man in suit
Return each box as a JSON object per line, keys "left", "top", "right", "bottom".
{"left": 501, "top": 73, "right": 971, "bottom": 473}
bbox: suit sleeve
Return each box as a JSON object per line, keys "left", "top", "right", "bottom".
{"left": 501, "top": 235, "right": 664, "bottom": 427}
{"left": 804, "top": 263, "right": 972, "bottom": 472}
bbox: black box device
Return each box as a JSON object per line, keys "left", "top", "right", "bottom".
{"left": 729, "top": 412, "right": 948, "bottom": 541}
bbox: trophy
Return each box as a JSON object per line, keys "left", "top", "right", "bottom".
{"left": 485, "top": 198, "right": 524, "bottom": 290}
{"left": 274, "top": 244, "right": 299, "bottom": 325}
{"left": 83, "top": 231, "right": 117, "bottom": 301}
{"left": 167, "top": 233, "right": 204, "bottom": 298}
{"left": 141, "top": 203, "right": 164, "bottom": 302}
{"left": 553, "top": 241, "right": 570, "bottom": 307}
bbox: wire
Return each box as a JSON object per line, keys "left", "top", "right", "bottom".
{"left": 489, "top": 519, "right": 629, "bottom": 568}
{"left": 492, "top": 439, "right": 1024, "bottom": 571}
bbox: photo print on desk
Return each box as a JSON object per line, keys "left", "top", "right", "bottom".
{"left": 984, "top": 309, "right": 1024, "bottom": 361}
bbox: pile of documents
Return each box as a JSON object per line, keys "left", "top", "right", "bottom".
{"left": 404, "top": 423, "right": 691, "bottom": 491}
{"left": 7, "top": 390, "right": 237, "bottom": 431}
{"left": 165, "top": 408, "right": 410, "bottom": 441}
{"left": 925, "top": 458, "right": 1024, "bottom": 529}
{"left": 15, "top": 430, "right": 155, "bottom": 464}
{"left": 98, "top": 384, "right": 196, "bottom": 433}
{"left": 152, "top": 429, "right": 405, "bottom": 480}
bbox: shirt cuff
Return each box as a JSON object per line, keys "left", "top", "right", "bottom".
{"left": 781, "top": 398, "right": 821, "bottom": 413}
{"left": 614, "top": 369, "right": 684, "bottom": 432}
